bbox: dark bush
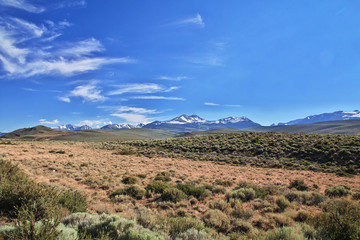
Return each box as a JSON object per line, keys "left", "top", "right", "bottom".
{"left": 314, "top": 199, "right": 360, "bottom": 240}
{"left": 177, "top": 184, "right": 210, "bottom": 200}
{"left": 146, "top": 181, "right": 171, "bottom": 194}
{"left": 121, "top": 175, "right": 140, "bottom": 184}
{"left": 325, "top": 185, "right": 350, "bottom": 198}
{"left": 161, "top": 188, "right": 187, "bottom": 203}
{"left": 289, "top": 179, "right": 308, "bottom": 191}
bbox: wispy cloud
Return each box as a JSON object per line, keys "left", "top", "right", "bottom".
{"left": 132, "top": 96, "right": 185, "bottom": 101}
{"left": 0, "top": 0, "right": 45, "bottom": 13}
{"left": 111, "top": 113, "right": 150, "bottom": 123}
{"left": 58, "top": 96, "right": 71, "bottom": 103}
{"left": 39, "top": 119, "right": 59, "bottom": 124}
{"left": 107, "top": 83, "right": 178, "bottom": 96}
{"left": 204, "top": 102, "right": 219, "bottom": 106}
{"left": 69, "top": 82, "right": 106, "bottom": 102}
{"left": 0, "top": 16, "right": 133, "bottom": 78}
{"left": 186, "top": 41, "right": 227, "bottom": 66}
{"left": 22, "top": 87, "right": 38, "bottom": 92}
{"left": 168, "top": 13, "right": 205, "bottom": 28}
{"left": 156, "top": 76, "right": 188, "bottom": 81}
{"left": 204, "top": 102, "right": 241, "bottom": 108}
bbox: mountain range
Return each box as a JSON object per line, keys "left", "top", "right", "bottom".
{"left": 49, "top": 110, "right": 360, "bottom": 133}
{"left": 273, "top": 110, "right": 360, "bottom": 126}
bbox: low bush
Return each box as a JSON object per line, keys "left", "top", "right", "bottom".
{"left": 109, "top": 185, "right": 146, "bottom": 200}
{"left": 314, "top": 199, "right": 360, "bottom": 240}
{"left": 167, "top": 217, "right": 205, "bottom": 238}
{"left": 146, "top": 181, "right": 171, "bottom": 194}
{"left": 276, "top": 196, "right": 291, "bottom": 212}
{"left": 289, "top": 179, "right": 308, "bottom": 191}
{"left": 121, "top": 175, "right": 140, "bottom": 184}
{"left": 202, "top": 209, "right": 230, "bottom": 232}
{"left": 325, "top": 185, "right": 350, "bottom": 198}
{"left": 161, "top": 188, "right": 187, "bottom": 203}
{"left": 226, "top": 188, "right": 256, "bottom": 202}
{"left": 177, "top": 184, "right": 210, "bottom": 200}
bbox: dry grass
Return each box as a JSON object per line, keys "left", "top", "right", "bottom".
{"left": 1, "top": 140, "right": 360, "bottom": 219}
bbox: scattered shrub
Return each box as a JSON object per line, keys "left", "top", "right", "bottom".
{"left": 314, "top": 199, "right": 360, "bottom": 240}
{"left": 214, "top": 179, "right": 233, "bottom": 187}
{"left": 177, "top": 227, "right": 212, "bottom": 240}
{"left": 263, "top": 226, "right": 305, "bottom": 240}
{"left": 110, "top": 185, "right": 146, "bottom": 200}
{"left": 289, "top": 179, "right": 308, "bottom": 191}
{"left": 325, "top": 185, "right": 350, "bottom": 198}
{"left": 212, "top": 185, "right": 226, "bottom": 194}
{"left": 167, "top": 217, "right": 205, "bottom": 238}
{"left": 202, "top": 209, "right": 230, "bottom": 232}
{"left": 121, "top": 175, "right": 140, "bottom": 184}
{"left": 276, "top": 196, "right": 291, "bottom": 212}
{"left": 146, "top": 181, "right": 171, "bottom": 194}
{"left": 161, "top": 188, "right": 187, "bottom": 203}
{"left": 177, "top": 184, "right": 210, "bottom": 200}
{"left": 209, "top": 199, "right": 231, "bottom": 214}
{"left": 352, "top": 190, "right": 360, "bottom": 200}
{"left": 226, "top": 188, "right": 256, "bottom": 202}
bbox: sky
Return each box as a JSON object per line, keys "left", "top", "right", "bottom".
{"left": 0, "top": 0, "right": 360, "bottom": 131}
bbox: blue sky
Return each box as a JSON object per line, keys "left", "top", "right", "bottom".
{"left": 0, "top": 0, "right": 359, "bottom": 131}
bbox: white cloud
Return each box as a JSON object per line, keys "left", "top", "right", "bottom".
{"left": 22, "top": 87, "right": 38, "bottom": 92}
{"left": 77, "top": 120, "right": 101, "bottom": 127}
{"left": 0, "top": 17, "right": 134, "bottom": 78}
{"left": 169, "top": 13, "right": 205, "bottom": 28}
{"left": 204, "top": 102, "right": 241, "bottom": 107}
{"left": 108, "top": 83, "right": 178, "bottom": 96}
{"left": 132, "top": 96, "right": 185, "bottom": 101}
{"left": 58, "top": 96, "right": 71, "bottom": 103}
{"left": 58, "top": 38, "right": 104, "bottom": 57}
{"left": 39, "top": 119, "right": 59, "bottom": 124}
{"left": 70, "top": 83, "right": 106, "bottom": 102}
{"left": 116, "top": 106, "right": 158, "bottom": 114}
{"left": 204, "top": 102, "right": 220, "bottom": 106}
{"left": 186, "top": 41, "right": 227, "bottom": 66}
{"left": 157, "top": 76, "right": 188, "bottom": 81}
{"left": 111, "top": 113, "right": 150, "bottom": 123}
{"left": 0, "top": 0, "right": 45, "bottom": 13}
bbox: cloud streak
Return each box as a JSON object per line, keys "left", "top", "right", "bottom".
{"left": 132, "top": 96, "right": 185, "bottom": 101}
{"left": 39, "top": 119, "right": 59, "bottom": 124}
{"left": 204, "top": 102, "right": 241, "bottom": 107}
{"left": 0, "top": 0, "right": 45, "bottom": 13}
{"left": 0, "top": 16, "right": 133, "bottom": 78}
{"left": 168, "top": 13, "right": 205, "bottom": 28}
{"left": 107, "top": 83, "right": 178, "bottom": 96}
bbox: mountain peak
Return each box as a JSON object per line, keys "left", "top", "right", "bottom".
{"left": 170, "top": 114, "right": 206, "bottom": 123}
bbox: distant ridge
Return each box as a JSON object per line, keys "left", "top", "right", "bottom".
{"left": 143, "top": 114, "right": 260, "bottom": 133}
{"left": 2, "top": 125, "right": 56, "bottom": 138}
{"left": 273, "top": 110, "right": 360, "bottom": 126}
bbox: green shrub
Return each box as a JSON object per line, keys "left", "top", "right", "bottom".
{"left": 212, "top": 185, "right": 226, "bottom": 194}
{"left": 110, "top": 185, "right": 146, "bottom": 200}
{"left": 263, "top": 226, "right": 306, "bottom": 240}
{"left": 309, "top": 192, "right": 327, "bottom": 206}
{"left": 285, "top": 190, "right": 310, "bottom": 204}
{"left": 325, "top": 185, "right": 350, "bottom": 198}
{"left": 226, "top": 188, "right": 256, "bottom": 202}
{"left": 352, "top": 191, "right": 360, "bottom": 200}
{"left": 167, "top": 217, "right": 205, "bottom": 238}
{"left": 62, "top": 213, "right": 166, "bottom": 240}
{"left": 146, "top": 181, "right": 171, "bottom": 194}
{"left": 57, "top": 189, "right": 87, "bottom": 213}
{"left": 177, "top": 184, "right": 210, "bottom": 200}
{"left": 209, "top": 199, "right": 231, "bottom": 213}
{"left": 161, "top": 188, "right": 187, "bottom": 203}
{"left": 214, "top": 179, "right": 233, "bottom": 187}
{"left": 122, "top": 175, "right": 140, "bottom": 184}
{"left": 276, "top": 196, "right": 291, "bottom": 212}
{"left": 177, "top": 227, "right": 212, "bottom": 240}
{"left": 202, "top": 209, "right": 230, "bottom": 232}
{"left": 314, "top": 199, "right": 360, "bottom": 240}
{"left": 289, "top": 179, "right": 308, "bottom": 191}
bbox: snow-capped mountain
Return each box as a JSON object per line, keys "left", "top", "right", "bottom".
{"left": 143, "top": 114, "right": 260, "bottom": 132}
{"left": 53, "top": 124, "right": 92, "bottom": 131}
{"left": 100, "top": 123, "right": 143, "bottom": 130}
{"left": 274, "top": 110, "right": 360, "bottom": 126}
